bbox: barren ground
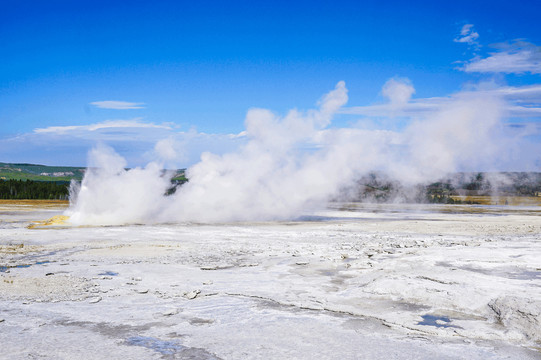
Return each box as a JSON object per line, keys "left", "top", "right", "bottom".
{"left": 1, "top": 201, "right": 540, "bottom": 359}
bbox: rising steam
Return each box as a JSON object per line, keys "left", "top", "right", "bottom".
{"left": 66, "top": 80, "right": 522, "bottom": 225}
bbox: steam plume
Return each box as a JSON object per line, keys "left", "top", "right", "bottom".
{"left": 66, "top": 80, "right": 528, "bottom": 225}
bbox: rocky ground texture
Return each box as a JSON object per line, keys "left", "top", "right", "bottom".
{"left": 1, "top": 202, "right": 540, "bottom": 359}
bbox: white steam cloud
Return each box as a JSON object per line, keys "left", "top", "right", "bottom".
{"left": 381, "top": 77, "right": 415, "bottom": 112}
{"left": 66, "top": 80, "right": 533, "bottom": 225}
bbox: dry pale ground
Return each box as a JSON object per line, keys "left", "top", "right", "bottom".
{"left": 0, "top": 201, "right": 540, "bottom": 359}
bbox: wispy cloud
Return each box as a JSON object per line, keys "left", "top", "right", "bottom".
{"left": 0, "top": 119, "right": 246, "bottom": 167}
{"left": 90, "top": 101, "right": 146, "bottom": 110}
{"left": 454, "top": 24, "right": 479, "bottom": 46}
{"left": 493, "top": 84, "right": 541, "bottom": 100}
{"left": 341, "top": 83, "right": 541, "bottom": 119}
{"left": 34, "top": 119, "right": 171, "bottom": 134}
{"left": 463, "top": 40, "right": 541, "bottom": 74}
{"left": 340, "top": 98, "right": 442, "bottom": 118}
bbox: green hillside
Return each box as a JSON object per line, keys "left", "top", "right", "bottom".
{"left": 0, "top": 162, "right": 186, "bottom": 182}
{"left": 0, "top": 162, "right": 86, "bottom": 182}
{"left": 0, "top": 162, "right": 187, "bottom": 200}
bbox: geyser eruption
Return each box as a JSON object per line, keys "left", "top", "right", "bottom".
{"left": 67, "top": 144, "right": 173, "bottom": 225}
{"left": 66, "top": 80, "right": 513, "bottom": 225}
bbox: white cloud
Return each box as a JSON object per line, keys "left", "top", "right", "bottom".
{"left": 90, "top": 101, "right": 146, "bottom": 110}
{"left": 463, "top": 41, "right": 541, "bottom": 74}
{"left": 0, "top": 118, "right": 246, "bottom": 167}
{"left": 381, "top": 77, "right": 415, "bottom": 110}
{"left": 228, "top": 130, "right": 247, "bottom": 138}
{"left": 34, "top": 119, "right": 172, "bottom": 134}
{"left": 340, "top": 99, "right": 441, "bottom": 118}
{"left": 493, "top": 84, "right": 541, "bottom": 100}
{"left": 2, "top": 78, "right": 540, "bottom": 173}
{"left": 505, "top": 105, "right": 541, "bottom": 117}
{"left": 341, "top": 81, "right": 541, "bottom": 120}
{"left": 454, "top": 24, "right": 479, "bottom": 46}
{"left": 341, "top": 78, "right": 440, "bottom": 118}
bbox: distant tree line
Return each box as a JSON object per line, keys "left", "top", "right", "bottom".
{"left": 2, "top": 172, "right": 539, "bottom": 202}
{"left": 338, "top": 172, "right": 541, "bottom": 204}
{"left": 0, "top": 179, "right": 69, "bottom": 200}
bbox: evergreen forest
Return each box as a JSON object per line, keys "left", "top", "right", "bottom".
{"left": 0, "top": 179, "right": 69, "bottom": 200}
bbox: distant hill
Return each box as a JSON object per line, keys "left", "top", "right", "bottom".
{"left": 0, "top": 162, "right": 187, "bottom": 183}
{"left": 0, "top": 162, "right": 187, "bottom": 200}
{"left": 0, "top": 162, "right": 86, "bottom": 182}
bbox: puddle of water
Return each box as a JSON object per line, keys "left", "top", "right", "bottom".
{"left": 98, "top": 271, "right": 119, "bottom": 276}
{"left": 437, "top": 262, "right": 541, "bottom": 281}
{"left": 126, "top": 336, "right": 184, "bottom": 355}
{"left": 0, "top": 260, "right": 50, "bottom": 272}
{"left": 417, "top": 314, "right": 461, "bottom": 329}
{"left": 126, "top": 336, "right": 221, "bottom": 359}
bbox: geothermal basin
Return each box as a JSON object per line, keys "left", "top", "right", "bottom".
{"left": 1, "top": 201, "right": 540, "bottom": 359}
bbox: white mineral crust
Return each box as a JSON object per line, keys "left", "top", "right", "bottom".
{"left": 0, "top": 203, "right": 540, "bottom": 359}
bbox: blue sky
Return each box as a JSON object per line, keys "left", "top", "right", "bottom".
{"left": 1, "top": 0, "right": 541, "bottom": 167}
